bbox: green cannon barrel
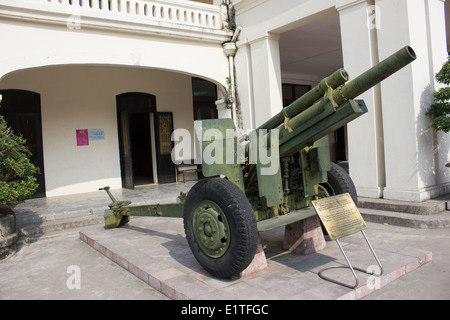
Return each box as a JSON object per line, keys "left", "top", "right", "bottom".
{"left": 276, "top": 46, "right": 416, "bottom": 156}
{"left": 332, "top": 46, "right": 416, "bottom": 105}
{"left": 257, "top": 68, "right": 349, "bottom": 131}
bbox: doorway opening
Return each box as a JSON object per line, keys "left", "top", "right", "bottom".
{"left": 0, "top": 89, "right": 46, "bottom": 198}
{"left": 117, "top": 92, "right": 156, "bottom": 189}
{"left": 129, "top": 112, "right": 154, "bottom": 186}
{"left": 116, "top": 92, "right": 176, "bottom": 189}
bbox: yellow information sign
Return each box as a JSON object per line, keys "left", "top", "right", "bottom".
{"left": 312, "top": 193, "right": 367, "bottom": 241}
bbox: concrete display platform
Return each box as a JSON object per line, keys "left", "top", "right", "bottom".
{"left": 80, "top": 216, "right": 432, "bottom": 300}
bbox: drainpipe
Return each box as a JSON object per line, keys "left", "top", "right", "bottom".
{"left": 223, "top": 26, "right": 242, "bottom": 131}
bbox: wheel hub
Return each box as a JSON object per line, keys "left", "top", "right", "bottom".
{"left": 193, "top": 201, "right": 230, "bottom": 258}
{"left": 317, "top": 183, "right": 334, "bottom": 199}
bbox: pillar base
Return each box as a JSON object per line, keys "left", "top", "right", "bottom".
{"left": 240, "top": 234, "right": 268, "bottom": 277}
{"left": 283, "top": 215, "right": 327, "bottom": 255}
{"left": 240, "top": 216, "right": 327, "bottom": 277}
{"left": 383, "top": 186, "right": 440, "bottom": 203}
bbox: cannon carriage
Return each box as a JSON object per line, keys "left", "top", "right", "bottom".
{"left": 101, "top": 46, "right": 416, "bottom": 278}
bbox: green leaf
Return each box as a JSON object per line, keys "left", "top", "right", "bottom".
{"left": 0, "top": 116, "right": 39, "bottom": 205}
{"left": 428, "top": 56, "right": 450, "bottom": 132}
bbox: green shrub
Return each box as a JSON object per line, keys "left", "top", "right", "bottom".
{"left": 0, "top": 115, "right": 39, "bottom": 205}
{"left": 427, "top": 56, "right": 450, "bottom": 133}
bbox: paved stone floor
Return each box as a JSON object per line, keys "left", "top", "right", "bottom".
{"left": 80, "top": 216, "right": 431, "bottom": 300}
{"left": 2, "top": 181, "right": 450, "bottom": 300}
{"left": 12, "top": 182, "right": 197, "bottom": 235}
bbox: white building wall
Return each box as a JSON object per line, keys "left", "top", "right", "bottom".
{"left": 337, "top": 0, "right": 384, "bottom": 198}
{"left": 0, "top": 66, "right": 195, "bottom": 197}
{"left": 0, "top": 0, "right": 233, "bottom": 197}
{"left": 234, "top": 0, "right": 337, "bottom": 131}
{"left": 0, "top": 19, "right": 229, "bottom": 90}
{"left": 375, "top": 0, "right": 450, "bottom": 201}
{"left": 1, "top": 0, "right": 449, "bottom": 201}
{"left": 424, "top": 0, "right": 450, "bottom": 196}
{"left": 376, "top": 0, "right": 430, "bottom": 201}
{"left": 234, "top": 0, "right": 450, "bottom": 202}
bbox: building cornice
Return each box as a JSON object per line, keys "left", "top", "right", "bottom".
{"left": 0, "top": 0, "right": 233, "bottom": 43}
{"left": 233, "top": 0, "right": 269, "bottom": 15}
{"left": 335, "top": 0, "right": 373, "bottom": 12}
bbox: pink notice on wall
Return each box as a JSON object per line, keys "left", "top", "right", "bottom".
{"left": 76, "top": 129, "right": 89, "bottom": 146}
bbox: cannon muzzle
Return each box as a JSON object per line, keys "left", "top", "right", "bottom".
{"left": 273, "top": 46, "right": 416, "bottom": 156}
{"left": 332, "top": 46, "right": 416, "bottom": 105}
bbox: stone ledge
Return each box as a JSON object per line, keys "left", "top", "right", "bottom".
{"left": 358, "top": 197, "right": 445, "bottom": 215}
{"left": 79, "top": 216, "right": 431, "bottom": 300}
{"left": 18, "top": 215, "right": 104, "bottom": 237}
{"left": 360, "top": 208, "right": 450, "bottom": 229}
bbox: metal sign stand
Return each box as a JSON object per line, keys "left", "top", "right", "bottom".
{"left": 318, "top": 230, "right": 383, "bottom": 289}
{"left": 312, "top": 193, "right": 383, "bottom": 289}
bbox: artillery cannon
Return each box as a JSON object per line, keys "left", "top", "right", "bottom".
{"left": 100, "top": 46, "right": 416, "bottom": 278}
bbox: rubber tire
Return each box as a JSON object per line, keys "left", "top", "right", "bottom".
{"left": 183, "top": 178, "right": 258, "bottom": 278}
{"left": 325, "top": 162, "right": 358, "bottom": 203}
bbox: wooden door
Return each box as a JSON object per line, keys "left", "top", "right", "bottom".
{"left": 155, "top": 112, "right": 176, "bottom": 184}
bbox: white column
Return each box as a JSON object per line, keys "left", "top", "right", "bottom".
{"left": 247, "top": 34, "right": 283, "bottom": 129}
{"left": 235, "top": 43, "right": 255, "bottom": 131}
{"left": 337, "top": 0, "right": 385, "bottom": 198}
{"left": 376, "top": 0, "right": 448, "bottom": 201}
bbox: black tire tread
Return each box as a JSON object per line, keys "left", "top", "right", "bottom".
{"left": 327, "top": 162, "right": 358, "bottom": 203}
{"left": 183, "top": 178, "right": 257, "bottom": 278}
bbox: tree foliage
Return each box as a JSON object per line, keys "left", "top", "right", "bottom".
{"left": 427, "top": 56, "right": 450, "bottom": 133}
{"left": 0, "top": 115, "right": 39, "bottom": 205}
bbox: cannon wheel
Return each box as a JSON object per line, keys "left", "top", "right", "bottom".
{"left": 183, "top": 178, "right": 258, "bottom": 278}
{"left": 321, "top": 162, "right": 358, "bottom": 203}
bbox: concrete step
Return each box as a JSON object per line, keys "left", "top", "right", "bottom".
{"left": 356, "top": 196, "right": 450, "bottom": 229}
{"left": 18, "top": 214, "right": 104, "bottom": 237}
{"left": 357, "top": 197, "right": 445, "bottom": 215}
{"left": 13, "top": 192, "right": 450, "bottom": 237}
{"left": 360, "top": 208, "right": 450, "bottom": 229}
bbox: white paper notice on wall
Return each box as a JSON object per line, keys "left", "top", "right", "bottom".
{"left": 88, "top": 128, "right": 105, "bottom": 141}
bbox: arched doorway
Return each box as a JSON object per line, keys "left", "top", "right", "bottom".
{"left": 0, "top": 90, "right": 46, "bottom": 197}
{"left": 116, "top": 92, "right": 176, "bottom": 189}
